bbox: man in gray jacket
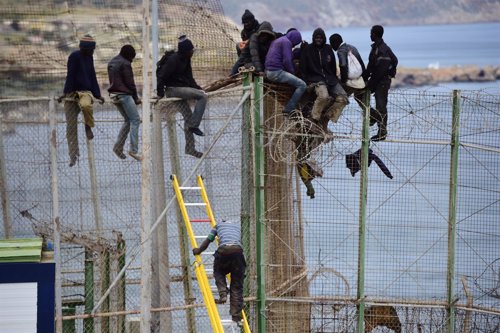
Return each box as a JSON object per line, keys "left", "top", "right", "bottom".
{"left": 107, "top": 44, "right": 142, "bottom": 161}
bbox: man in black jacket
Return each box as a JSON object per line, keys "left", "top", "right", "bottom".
{"left": 230, "top": 9, "right": 260, "bottom": 75}
{"left": 363, "top": 25, "right": 398, "bottom": 141}
{"left": 300, "top": 28, "right": 348, "bottom": 126}
{"left": 157, "top": 35, "right": 207, "bottom": 158}
{"left": 108, "top": 45, "right": 142, "bottom": 161}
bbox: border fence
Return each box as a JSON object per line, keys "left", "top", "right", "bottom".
{"left": 1, "top": 81, "right": 499, "bottom": 332}
{"left": 0, "top": 0, "right": 500, "bottom": 332}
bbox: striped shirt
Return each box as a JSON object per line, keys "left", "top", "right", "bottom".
{"left": 207, "top": 220, "right": 242, "bottom": 247}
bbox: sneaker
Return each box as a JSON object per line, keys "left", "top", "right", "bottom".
{"left": 232, "top": 316, "right": 243, "bottom": 327}
{"left": 85, "top": 125, "right": 94, "bottom": 140}
{"left": 189, "top": 127, "right": 205, "bottom": 136}
{"left": 113, "top": 147, "right": 126, "bottom": 160}
{"left": 215, "top": 295, "right": 227, "bottom": 304}
{"left": 371, "top": 128, "right": 387, "bottom": 142}
{"left": 185, "top": 149, "right": 203, "bottom": 158}
{"left": 128, "top": 151, "right": 143, "bottom": 161}
{"left": 69, "top": 155, "right": 78, "bottom": 167}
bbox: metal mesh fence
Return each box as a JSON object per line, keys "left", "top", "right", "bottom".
{"left": 1, "top": 0, "right": 500, "bottom": 332}
{"left": 1, "top": 83, "right": 500, "bottom": 333}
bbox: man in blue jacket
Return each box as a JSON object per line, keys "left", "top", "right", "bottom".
{"left": 265, "top": 29, "right": 306, "bottom": 116}
{"left": 107, "top": 45, "right": 142, "bottom": 161}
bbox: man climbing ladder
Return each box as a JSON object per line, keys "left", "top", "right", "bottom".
{"left": 171, "top": 175, "right": 251, "bottom": 332}
{"left": 193, "top": 220, "right": 247, "bottom": 326}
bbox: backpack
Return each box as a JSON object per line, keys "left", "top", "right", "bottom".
{"left": 347, "top": 49, "right": 363, "bottom": 79}
{"left": 156, "top": 50, "right": 175, "bottom": 78}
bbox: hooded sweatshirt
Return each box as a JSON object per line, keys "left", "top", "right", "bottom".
{"left": 299, "top": 28, "right": 338, "bottom": 86}
{"left": 242, "top": 21, "right": 275, "bottom": 72}
{"left": 265, "top": 29, "right": 302, "bottom": 73}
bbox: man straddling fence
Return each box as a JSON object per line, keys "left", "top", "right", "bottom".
{"left": 156, "top": 35, "right": 207, "bottom": 158}
{"left": 300, "top": 28, "right": 349, "bottom": 125}
{"left": 192, "top": 219, "right": 247, "bottom": 326}
{"left": 60, "top": 34, "right": 104, "bottom": 167}
{"left": 107, "top": 44, "right": 143, "bottom": 161}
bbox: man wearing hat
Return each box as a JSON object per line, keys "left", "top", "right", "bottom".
{"left": 230, "top": 9, "right": 260, "bottom": 75}
{"left": 157, "top": 35, "right": 207, "bottom": 158}
{"left": 60, "top": 34, "right": 104, "bottom": 167}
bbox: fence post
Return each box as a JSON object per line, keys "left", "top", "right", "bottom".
{"left": 0, "top": 115, "right": 12, "bottom": 238}
{"left": 447, "top": 90, "right": 461, "bottom": 333}
{"left": 357, "top": 90, "right": 371, "bottom": 333}
{"left": 85, "top": 250, "right": 95, "bottom": 333}
{"left": 152, "top": 104, "right": 172, "bottom": 332}
{"left": 165, "top": 108, "right": 196, "bottom": 333}
{"left": 49, "top": 97, "right": 63, "bottom": 333}
{"left": 252, "top": 74, "right": 266, "bottom": 333}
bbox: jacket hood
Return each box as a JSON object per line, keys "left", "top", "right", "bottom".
{"left": 257, "top": 21, "right": 275, "bottom": 38}
{"left": 312, "top": 28, "right": 326, "bottom": 46}
{"left": 286, "top": 30, "right": 302, "bottom": 47}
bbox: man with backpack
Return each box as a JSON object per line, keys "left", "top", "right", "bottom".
{"left": 363, "top": 25, "right": 398, "bottom": 141}
{"left": 330, "top": 33, "right": 367, "bottom": 115}
{"left": 156, "top": 35, "right": 207, "bottom": 158}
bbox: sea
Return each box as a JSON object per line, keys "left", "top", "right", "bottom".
{"left": 303, "top": 21, "right": 500, "bottom": 92}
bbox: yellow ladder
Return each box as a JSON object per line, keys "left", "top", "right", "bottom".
{"left": 171, "top": 174, "right": 252, "bottom": 333}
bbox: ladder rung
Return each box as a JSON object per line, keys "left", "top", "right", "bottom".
{"left": 179, "top": 186, "right": 201, "bottom": 190}
{"left": 194, "top": 235, "right": 206, "bottom": 239}
{"left": 184, "top": 203, "right": 206, "bottom": 206}
{"left": 190, "top": 219, "right": 211, "bottom": 223}
{"left": 221, "top": 319, "right": 236, "bottom": 325}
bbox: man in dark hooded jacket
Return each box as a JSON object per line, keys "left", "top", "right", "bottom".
{"left": 239, "top": 21, "right": 275, "bottom": 75}
{"left": 300, "top": 28, "right": 348, "bottom": 124}
{"left": 230, "top": 9, "right": 260, "bottom": 75}
{"left": 363, "top": 25, "right": 398, "bottom": 141}
{"left": 107, "top": 44, "right": 142, "bottom": 161}
{"left": 157, "top": 35, "right": 207, "bottom": 158}
{"left": 265, "top": 29, "right": 306, "bottom": 115}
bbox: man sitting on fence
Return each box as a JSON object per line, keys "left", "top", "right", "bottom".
{"left": 60, "top": 34, "right": 105, "bottom": 167}
{"left": 156, "top": 35, "right": 207, "bottom": 158}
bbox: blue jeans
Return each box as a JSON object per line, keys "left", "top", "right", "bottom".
{"left": 265, "top": 70, "right": 306, "bottom": 113}
{"left": 112, "top": 94, "right": 140, "bottom": 154}
{"left": 165, "top": 86, "right": 207, "bottom": 128}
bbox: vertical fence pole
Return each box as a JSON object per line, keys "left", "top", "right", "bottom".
{"left": 166, "top": 109, "right": 196, "bottom": 333}
{"left": 49, "top": 97, "right": 63, "bottom": 333}
{"left": 152, "top": 105, "right": 172, "bottom": 332}
{"left": 241, "top": 73, "right": 252, "bottom": 309}
{"left": 117, "top": 235, "right": 126, "bottom": 333}
{"left": 447, "top": 90, "right": 461, "bottom": 333}
{"left": 356, "top": 90, "right": 371, "bottom": 333}
{"left": 0, "top": 115, "right": 12, "bottom": 238}
{"left": 85, "top": 250, "right": 95, "bottom": 333}
{"left": 252, "top": 74, "right": 266, "bottom": 333}
{"left": 140, "top": 0, "right": 153, "bottom": 330}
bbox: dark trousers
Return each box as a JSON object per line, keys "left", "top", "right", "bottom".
{"left": 370, "top": 78, "right": 391, "bottom": 129}
{"left": 213, "top": 251, "right": 246, "bottom": 320}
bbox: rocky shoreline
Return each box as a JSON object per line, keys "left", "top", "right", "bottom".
{"left": 393, "top": 65, "right": 500, "bottom": 88}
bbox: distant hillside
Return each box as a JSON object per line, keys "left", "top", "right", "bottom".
{"left": 220, "top": 0, "right": 500, "bottom": 31}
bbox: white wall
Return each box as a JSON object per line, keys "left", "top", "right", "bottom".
{"left": 0, "top": 283, "right": 37, "bottom": 333}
